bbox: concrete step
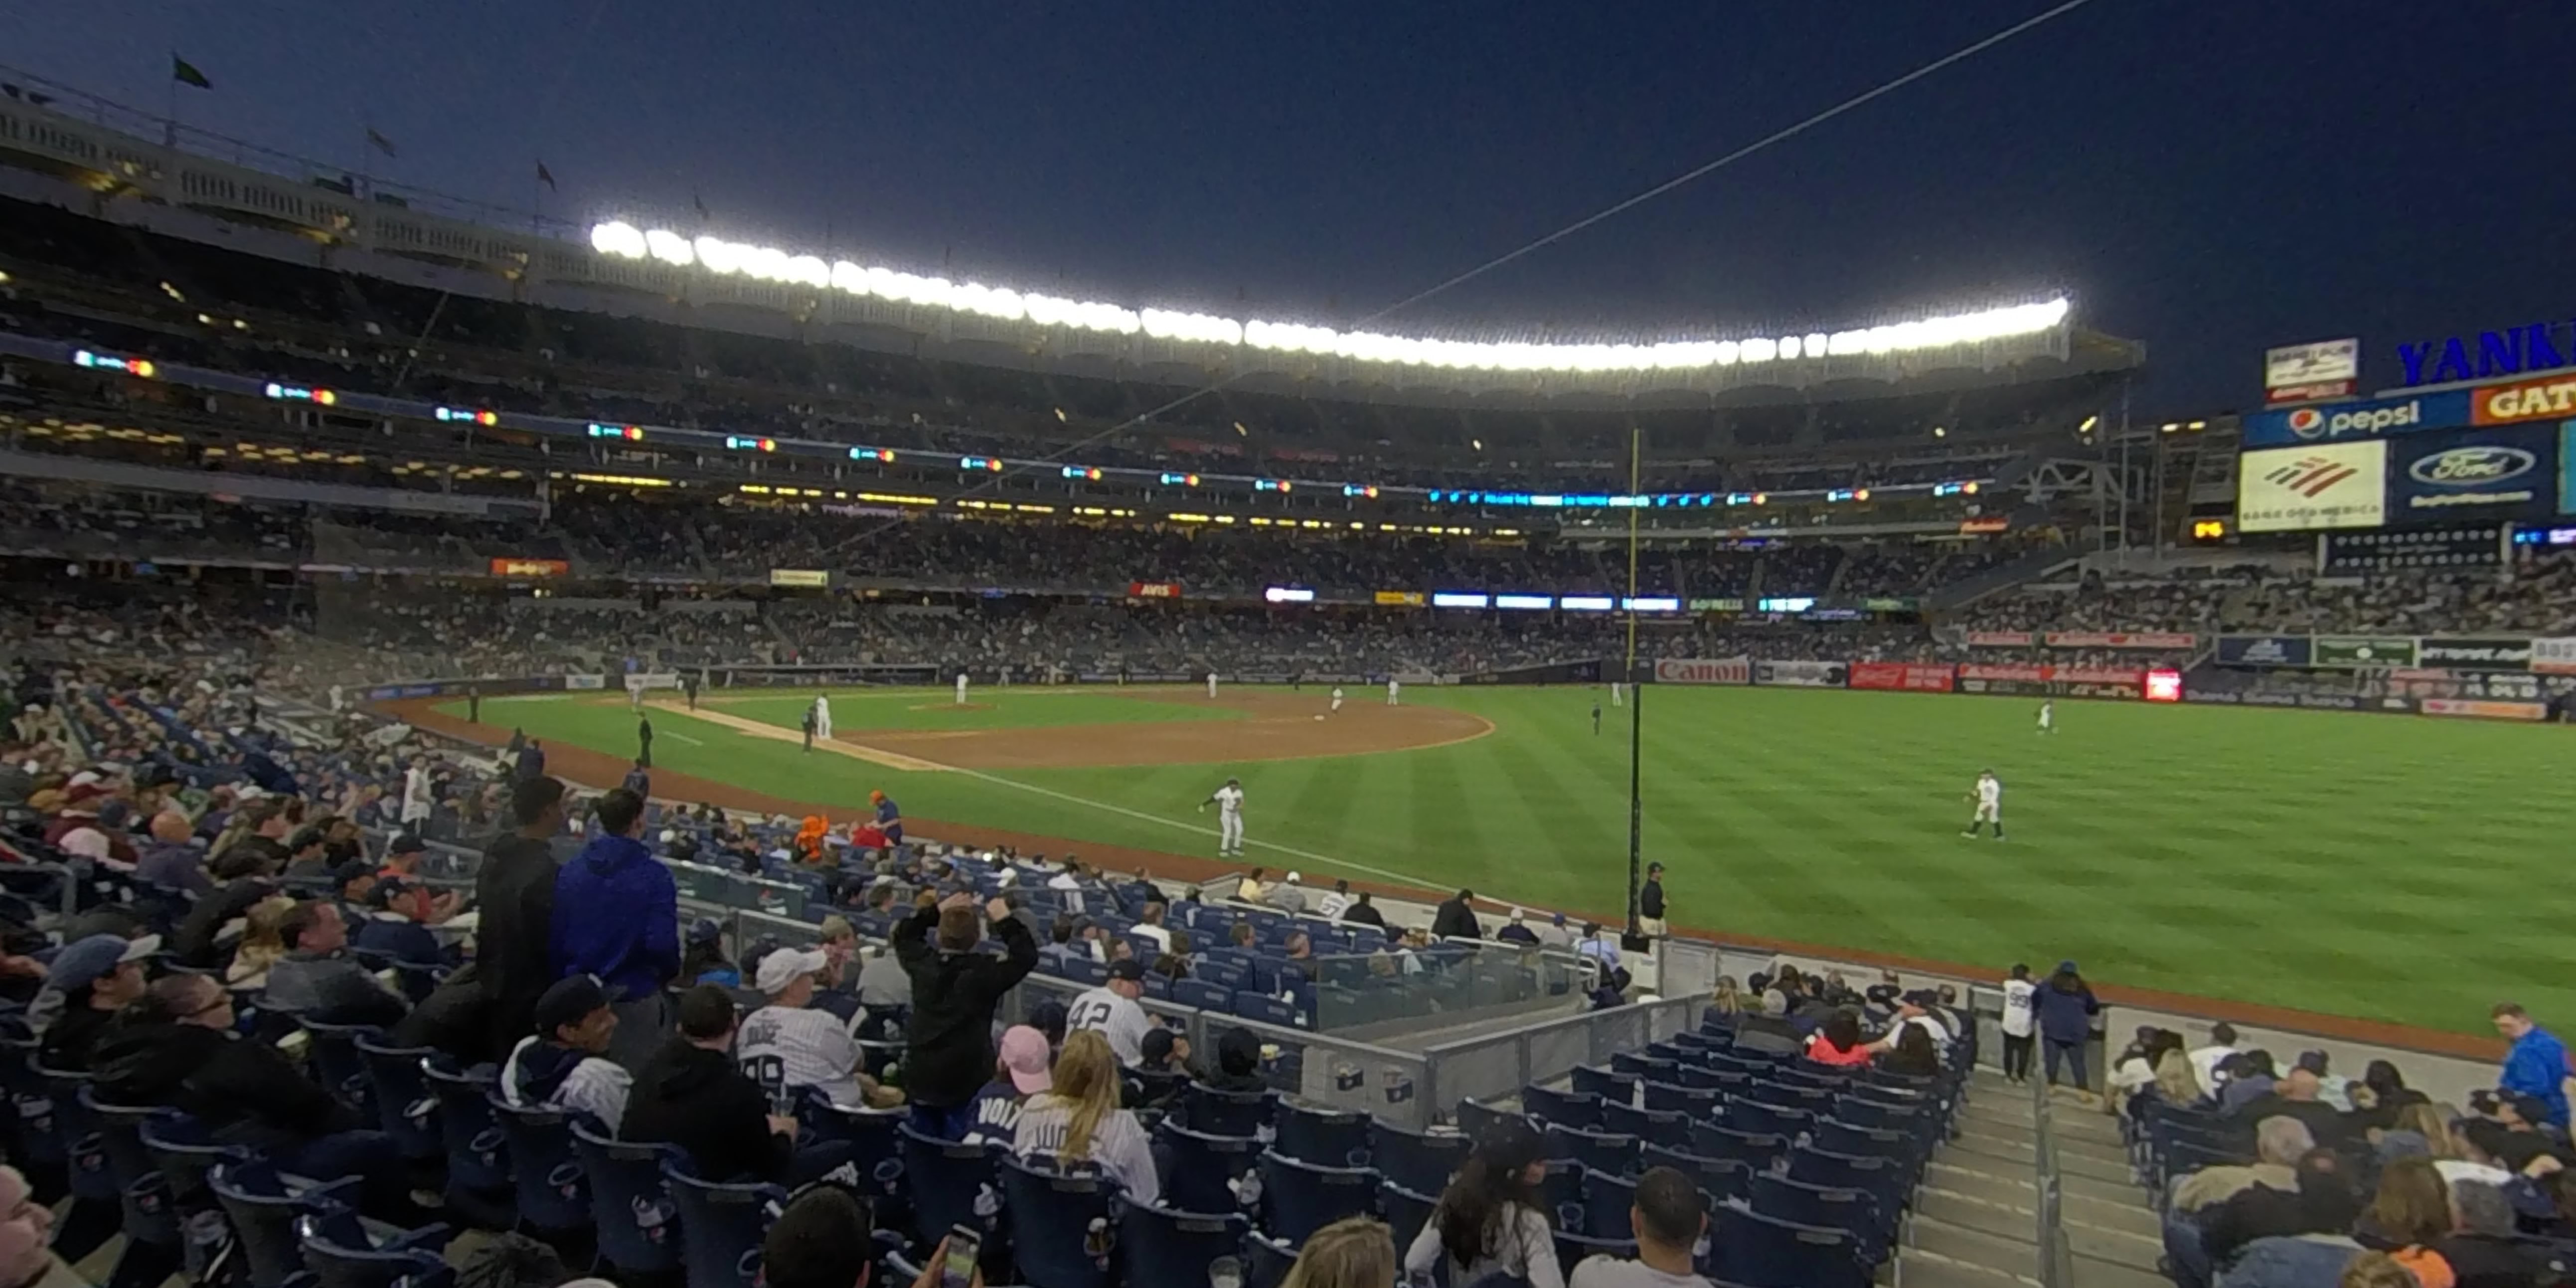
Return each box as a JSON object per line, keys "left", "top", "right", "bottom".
{"left": 1916, "top": 1187, "right": 2036, "bottom": 1243}
{"left": 2065, "top": 1219, "right": 2164, "bottom": 1272}
{"left": 2063, "top": 1191, "right": 2163, "bottom": 1242}
{"left": 1941, "top": 1135, "right": 2038, "bottom": 1170}
{"left": 2061, "top": 1171, "right": 2150, "bottom": 1209}
{"left": 1906, "top": 1212, "right": 2041, "bottom": 1274}
{"left": 1925, "top": 1160, "right": 2034, "bottom": 1206}
{"left": 2056, "top": 1146, "right": 2137, "bottom": 1186}
{"left": 2070, "top": 1252, "right": 2174, "bottom": 1288}
{"left": 2050, "top": 1108, "right": 2127, "bottom": 1149}
{"left": 1894, "top": 1249, "right": 2039, "bottom": 1288}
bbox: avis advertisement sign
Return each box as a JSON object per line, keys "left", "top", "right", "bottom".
{"left": 2264, "top": 338, "right": 2359, "bottom": 405}
{"left": 2386, "top": 427, "right": 2556, "bottom": 521}
{"left": 2237, "top": 442, "right": 2388, "bottom": 532}
{"left": 1652, "top": 657, "right": 1750, "bottom": 685}
{"left": 2240, "top": 391, "right": 2470, "bottom": 449}
{"left": 1752, "top": 660, "right": 1846, "bottom": 688}
{"left": 1849, "top": 662, "right": 1955, "bottom": 693}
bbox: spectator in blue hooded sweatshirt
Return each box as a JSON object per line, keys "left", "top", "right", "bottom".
{"left": 2491, "top": 1002, "right": 2571, "bottom": 1128}
{"left": 2032, "top": 959, "right": 2101, "bottom": 1102}
{"left": 550, "top": 788, "right": 677, "bottom": 1070}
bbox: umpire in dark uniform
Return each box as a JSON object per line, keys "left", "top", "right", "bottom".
{"left": 638, "top": 715, "right": 653, "bottom": 768}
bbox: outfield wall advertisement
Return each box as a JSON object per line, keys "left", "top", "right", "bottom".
{"left": 1849, "top": 662, "right": 1955, "bottom": 692}
{"left": 1653, "top": 657, "right": 1751, "bottom": 685}
{"left": 2238, "top": 441, "right": 2389, "bottom": 531}
{"left": 2385, "top": 426, "right": 2557, "bottom": 522}
{"left": 1753, "top": 660, "right": 1847, "bottom": 688}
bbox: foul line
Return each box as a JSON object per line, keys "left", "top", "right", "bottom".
{"left": 659, "top": 731, "right": 705, "bottom": 746}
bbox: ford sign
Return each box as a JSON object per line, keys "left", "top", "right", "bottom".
{"left": 2409, "top": 446, "right": 2537, "bottom": 488}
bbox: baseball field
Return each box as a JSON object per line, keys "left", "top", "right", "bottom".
{"left": 418, "top": 684, "right": 2576, "bottom": 1038}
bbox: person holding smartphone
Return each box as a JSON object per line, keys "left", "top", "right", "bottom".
{"left": 760, "top": 1186, "right": 980, "bottom": 1288}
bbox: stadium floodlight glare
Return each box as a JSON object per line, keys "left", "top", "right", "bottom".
{"left": 591, "top": 219, "right": 2069, "bottom": 374}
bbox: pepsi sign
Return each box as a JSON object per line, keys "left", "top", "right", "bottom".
{"left": 2240, "top": 390, "right": 2470, "bottom": 448}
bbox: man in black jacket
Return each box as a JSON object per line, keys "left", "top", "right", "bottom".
{"left": 93, "top": 975, "right": 420, "bottom": 1222}
{"left": 625, "top": 986, "right": 858, "bottom": 1186}
{"left": 35, "top": 934, "right": 154, "bottom": 1070}
{"left": 476, "top": 776, "right": 564, "bottom": 1061}
{"left": 894, "top": 891, "right": 1037, "bottom": 1139}
{"left": 1431, "top": 888, "right": 1482, "bottom": 941}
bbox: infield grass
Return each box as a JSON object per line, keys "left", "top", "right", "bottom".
{"left": 450, "top": 685, "right": 2576, "bottom": 1035}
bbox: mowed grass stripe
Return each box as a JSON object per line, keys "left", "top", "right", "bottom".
{"left": 475, "top": 684, "right": 2576, "bottom": 1034}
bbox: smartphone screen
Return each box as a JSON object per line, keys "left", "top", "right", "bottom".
{"left": 941, "top": 1225, "right": 981, "bottom": 1288}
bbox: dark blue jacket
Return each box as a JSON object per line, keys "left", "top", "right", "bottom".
{"left": 2031, "top": 978, "right": 2099, "bottom": 1044}
{"left": 352, "top": 915, "right": 447, "bottom": 967}
{"left": 548, "top": 833, "right": 678, "bottom": 998}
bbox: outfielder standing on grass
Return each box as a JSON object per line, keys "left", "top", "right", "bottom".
{"left": 1962, "top": 769, "right": 2005, "bottom": 840}
{"left": 1200, "top": 777, "right": 1245, "bottom": 857}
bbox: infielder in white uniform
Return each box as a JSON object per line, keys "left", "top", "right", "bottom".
{"left": 811, "top": 694, "right": 832, "bottom": 741}
{"left": 1962, "top": 769, "right": 2005, "bottom": 840}
{"left": 1330, "top": 687, "right": 1344, "bottom": 713}
{"left": 1386, "top": 678, "right": 1401, "bottom": 707}
{"left": 956, "top": 671, "right": 969, "bottom": 705}
{"left": 2036, "top": 700, "right": 2054, "bottom": 734}
{"left": 1206, "top": 671, "right": 1218, "bottom": 699}
{"left": 1201, "top": 777, "right": 1245, "bottom": 857}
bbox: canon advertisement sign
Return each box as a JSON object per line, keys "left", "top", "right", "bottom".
{"left": 1653, "top": 657, "right": 1751, "bottom": 685}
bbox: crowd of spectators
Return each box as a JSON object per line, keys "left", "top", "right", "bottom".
{"left": 1952, "top": 551, "right": 2576, "bottom": 639}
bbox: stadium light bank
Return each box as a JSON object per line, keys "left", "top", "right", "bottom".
{"left": 590, "top": 220, "right": 2068, "bottom": 376}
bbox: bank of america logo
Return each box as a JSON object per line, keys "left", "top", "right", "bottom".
{"left": 2264, "top": 455, "right": 2359, "bottom": 497}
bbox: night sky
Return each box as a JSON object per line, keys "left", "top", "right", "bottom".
{"left": 10, "top": 1, "right": 2576, "bottom": 414}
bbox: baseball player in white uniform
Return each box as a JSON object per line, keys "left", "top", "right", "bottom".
{"left": 1329, "top": 687, "right": 1344, "bottom": 714}
{"left": 955, "top": 671, "right": 969, "bottom": 705}
{"left": 1068, "top": 960, "right": 1155, "bottom": 1066}
{"left": 1206, "top": 671, "right": 1218, "bottom": 699}
{"left": 811, "top": 694, "right": 832, "bottom": 740}
{"left": 1962, "top": 769, "right": 2005, "bottom": 840}
{"left": 2036, "top": 700, "right": 2055, "bottom": 734}
{"left": 1201, "top": 777, "right": 1245, "bottom": 857}
{"left": 1386, "top": 678, "right": 1400, "bottom": 707}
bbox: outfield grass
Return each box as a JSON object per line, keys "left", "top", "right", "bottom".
{"left": 453, "top": 686, "right": 2576, "bottom": 1035}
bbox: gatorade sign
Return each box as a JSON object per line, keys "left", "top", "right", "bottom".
{"left": 2472, "top": 373, "right": 2576, "bottom": 425}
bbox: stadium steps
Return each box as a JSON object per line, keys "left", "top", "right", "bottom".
{"left": 2042, "top": 1094, "right": 2166, "bottom": 1288}
{"left": 1899, "top": 1071, "right": 2044, "bottom": 1288}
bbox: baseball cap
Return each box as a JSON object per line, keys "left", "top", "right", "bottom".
{"left": 998, "top": 1025, "right": 1052, "bottom": 1094}
{"left": 1284, "top": 871, "right": 1301, "bottom": 884}
{"left": 388, "top": 832, "right": 426, "bottom": 856}
{"left": 329, "top": 858, "right": 375, "bottom": 890}
{"left": 687, "top": 917, "right": 724, "bottom": 947}
{"left": 1107, "top": 960, "right": 1146, "bottom": 983}
{"left": 1141, "top": 1028, "right": 1177, "bottom": 1066}
{"left": 366, "top": 877, "right": 420, "bottom": 910}
{"left": 534, "top": 975, "right": 613, "bottom": 1036}
{"left": 2509, "top": 1093, "right": 2552, "bottom": 1126}
{"left": 51, "top": 934, "right": 160, "bottom": 992}
{"left": 2057, "top": 960, "right": 2079, "bottom": 974}
{"left": 756, "top": 946, "right": 828, "bottom": 994}
{"left": 56, "top": 828, "right": 110, "bottom": 861}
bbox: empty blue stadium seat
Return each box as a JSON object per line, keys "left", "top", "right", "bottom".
{"left": 1640, "top": 1143, "right": 1751, "bottom": 1207}
{"left": 1788, "top": 1149, "right": 1905, "bottom": 1230}
{"left": 298, "top": 1223, "right": 453, "bottom": 1288}
{"left": 208, "top": 1162, "right": 358, "bottom": 1288}
{"left": 1274, "top": 1102, "right": 1371, "bottom": 1169}
{"left": 1002, "top": 1157, "right": 1118, "bottom": 1288}
{"left": 484, "top": 1094, "right": 589, "bottom": 1235}
{"left": 1725, "top": 1101, "right": 1813, "bottom": 1139}
{"left": 352, "top": 1036, "right": 442, "bottom": 1161}
{"left": 1568, "top": 1065, "right": 1637, "bottom": 1105}
{"left": 1185, "top": 1085, "right": 1275, "bottom": 1137}
{"left": 1520, "top": 1084, "right": 1600, "bottom": 1130}
{"left": 419, "top": 1057, "right": 510, "bottom": 1200}
{"left": 1544, "top": 1124, "right": 1636, "bottom": 1179}
{"left": 662, "top": 1158, "right": 789, "bottom": 1288}
{"left": 1379, "top": 1180, "right": 1437, "bottom": 1251}
{"left": 1749, "top": 1173, "right": 1883, "bottom": 1258}
{"left": 1232, "top": 992, "right": 1305, "bottom": 1029}
{"left": 1369, "top": 1121, "right": 1471, "bottom": 1195}
{"left": 570, "top": 1119, "right": 680, "bottom": 1277}
{"left": 1255, "top": 1151, "right": 1378, "bottom": 1246}
{"left": 1581, "top": 1168, "right": 1637, "bottom": 1240}
{"left": 1609, "top": 1053, "right": 1676, "bottom": 1082}
{"left": 1453, "top": 1098, "right": 1529, "bottom": 1146}
{"left": 899, "top": 1124, "right": 1003, "bottom": 1246}
{"left": 1598, "top": 1100, "right": 1687, "bottom": 1142}
{"left": 1173, "top": 978, "right": 1232, "bottom": 1011}
{"left": 1690, "top": 1124, "right": 1786, "bottom": 1169}
{"left": 1121, "top": 1205, "right": 1250, "bottom": 1286}
{"left": 1641, "top": 1081, "right": 1721, "bottom": 1118}
{"left": 1157, "top": 1120, "right": 1262, "bottom": 1215}
{"left": 1708, "top": 1205, "right": 1870, "bottom": 1288}
{"left": 1812, "top": 1120, "right": 1912, "bottom": 1163}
